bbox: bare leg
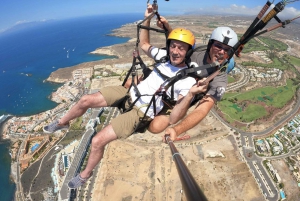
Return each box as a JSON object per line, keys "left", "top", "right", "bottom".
{"left": 148, "top": 115, "right": 170, "bottom": 134}
{"left": 80, "top": 124, "right": 117, "bottom": 178}
{"left": 59, "top": 92, "right": 107, "bottom": 125}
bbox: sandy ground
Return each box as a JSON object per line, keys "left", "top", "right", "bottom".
{"left": 90, "top": 112, "right": 264, "bottom": 201}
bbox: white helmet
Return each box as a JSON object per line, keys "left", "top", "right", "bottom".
{"left": 209, "top": 27, "right": 238, "bottom": 47}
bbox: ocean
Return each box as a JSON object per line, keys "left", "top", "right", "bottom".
{"left": 0, "top": 13, "right": 142, "bottom": 201}
{"left": 0, "top": 137, "right": 15, "bottom": 201}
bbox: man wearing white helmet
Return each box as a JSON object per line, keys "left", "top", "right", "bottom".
{"left": 141, "top": 4, "right": 238, "bottom": 140}
{"left": 164, "top": 25, "right": 238, "bottom": 141}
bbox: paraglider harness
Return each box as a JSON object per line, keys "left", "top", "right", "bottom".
{"left": 117, "top": 0, "right": 300, "bottom": 134}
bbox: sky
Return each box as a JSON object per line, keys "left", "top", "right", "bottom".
{"left": 1, "top": 0, "right": 300, "bottom": 33}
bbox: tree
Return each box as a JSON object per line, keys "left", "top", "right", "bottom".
{"left": 279, "top": 183, "right": 284, "bottom": 189}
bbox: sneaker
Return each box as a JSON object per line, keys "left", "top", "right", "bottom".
{"left": 43, "top": 120, "right": 69, "bottom": 133}
{"left": 68, "top": 173, "right": 93, "bottom": 189}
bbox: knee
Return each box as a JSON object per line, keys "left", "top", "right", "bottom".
{"left": 148, "top": 127, "right": 163, "bottom": 134}
{"left": 148, "top": 115, "right": 170, "bottom": 134}
{"left": 78, "top": 95, "right": 92, "bottom": 108}
{"left": 91, "top": 135, "right": 105, "bottom": 149}
{"left": 148, "top": 121, "right": 167, "bottom": 134}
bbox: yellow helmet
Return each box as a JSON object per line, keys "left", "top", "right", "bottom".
{"left": 167, "top": 28, "right": 195, "bottom": 47}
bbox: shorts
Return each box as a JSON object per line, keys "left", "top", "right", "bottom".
{"left": 100, "top": 85, "right": 128, "bottom": 107}
{"left": 100, "top": 86, "right": 152, "bottom": 139}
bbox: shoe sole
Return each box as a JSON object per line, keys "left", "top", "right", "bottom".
{"left": 68, "top": 186, "right": 76, "bottom": 190}
{"left": 43, "top": 127, "right": 69, "bottom": 134}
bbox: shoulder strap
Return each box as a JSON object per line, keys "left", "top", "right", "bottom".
{"left": 152, "top": 64, "right": 170, "bottom": 80}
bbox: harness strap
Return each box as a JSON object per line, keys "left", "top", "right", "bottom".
{"left": 163, "top": 61, "right": 220, "bottom": 92}
{"left": 128, "top": 69, "right": 142, "bottom": 97}
{"left": 122, "top": 51, "right": 148, "bottom": 87}
{"left": 171, "top": 84, "right": 174, "bottom": 103}
{"left": 152, "top": 65, "right": 170, "bottom": 80}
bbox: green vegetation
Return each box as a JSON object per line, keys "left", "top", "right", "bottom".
{"left": 207, "top": 22, "right": 218, "bottom": 28}
{"left": 287, "top": 157, "right": 296, "bottom": 166}
{"left": 100, "top": 116, "right": 106, "bottom": 123}
{"left": 219, "top": 79, "right": 297, "bottom": 123}
{"left": 31, "top": 145, "right": 47, "bottom": 161}
{"left": 255, "top": 150, "right": 265, "bottom": 157}
{"left": 110, "top": 72, "right": 121, "bottom": 77}
{"left": 242, "top": 56, "right": 291, "bottom": 71}
{"left": 279, "top": 183, "right": 284, "bottom": 188}
{"left": 232, "top": 79, "right": 296, "bottom": 108}
{"left": 242, "top": 36, "right": 287, "bottom": 53}
{"left": 263, "top": 160, "right": 269, "bottom": 169}
{"left": 258, "top": 37, "right": 288, "bottom": 51}
{"left": 284, "top": 54, "right": 300, "bottom": 66}
{"left": 228, "top": 75, "right": 235, "bottom": 84}
{"left": 290, "top": 55, "right": 300, "bottom": 66}
{"left": 219, "top": 100, "right": 267, "bottom": 122}
{"left": 70, "top": 116, "right": 83, "bottom": 130}
{"left": 60, "top": 131, "right": 84, "bottom": 146}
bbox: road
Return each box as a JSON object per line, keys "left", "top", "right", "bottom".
{"left": 15, "top": 139, "right": 25, "bottom": 201}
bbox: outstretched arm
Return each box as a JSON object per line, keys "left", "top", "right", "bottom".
{"left": 140, "top": 4, "right": 158, "bottom": 57}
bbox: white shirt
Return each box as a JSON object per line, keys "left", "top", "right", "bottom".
{"left": 129, "top": 47, "right": 196, "bottom": 118}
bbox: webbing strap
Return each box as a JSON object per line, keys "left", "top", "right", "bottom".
{"left": 153, "top": 65, "right": 170, "bottom": 80}
{"left": 122, "top": 52, "right": 148, "bottom": 87}
{"left": 163, "top": 61, "right": 220, "bottom": 92}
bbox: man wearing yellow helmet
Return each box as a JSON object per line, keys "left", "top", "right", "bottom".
{"left": 140, "top": 4, "right": 238, "bottom": 141}
{"left": 165, "top": 28, "right": 195, "bottom": 66}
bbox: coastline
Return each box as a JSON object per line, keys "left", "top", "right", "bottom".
{"left": 0, "top": 116, "right": 13, "bottom": 142}
{"left": 0, "top": 15, "right": 153, "bottom": 201}
{"left": 0, "top": 22, "right": 137, "bottom": 159}
{"left": 0, "top": 21, "right": 141, "bottom": 200}
{"left": 0, "top": 115, "right": 17, "bottom": 201}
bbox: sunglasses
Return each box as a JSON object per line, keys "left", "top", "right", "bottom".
{"left": 213, "top": 43, "right": 231, "bottom": 53}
